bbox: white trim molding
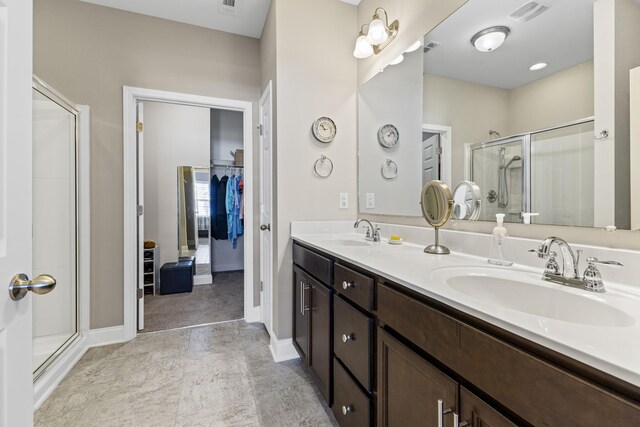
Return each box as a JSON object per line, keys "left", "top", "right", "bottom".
{"left": 122, "top": 86, "right": 256, "bottom": 340}
{"left": 423, "top": 123, "right": 453, "bottom": 188}
{"left": 86, "top": 325, "right": 126, "bottom": 348}
{"left": 269, "top": 336, "right": 300, "bottom": 363}
{"left": 194, "top": 274, "right": 213, "bottom": 286}
{"left": 245, "top": 304, "right": 262, "bottom": 324}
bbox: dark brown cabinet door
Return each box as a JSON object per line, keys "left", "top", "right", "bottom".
{"left": 309, "top": 279, "right": 332, "bottom": 403}
{"left": 293, "top": 266, "right": 309, "bottom": 362}
{"left": 378, "top": 327, "right": 458, "bottom": 427}
{"left": 459, "top": 387, "right": 516, "bottom": 427}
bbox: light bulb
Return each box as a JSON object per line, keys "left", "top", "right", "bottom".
{"left": 353, "top": 35, "right": 374, "bottom": 59}
{"left": 529, "top": 62, "right": 548, "bottom": 71}
{"left": 367, "top": 18, "right": 388, "bottom": 45}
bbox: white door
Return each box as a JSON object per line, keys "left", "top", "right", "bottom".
{"left": 422, "top": 132, "right": 441, "bottom": 184}
{"left": 259, "top": 83, "right": 273, "bottom": 334}
{"left": 0, "top": 1, "right": 36, "bottom": 425}
{"left": 136, "top": 102, "right": 145, "bottom": 330}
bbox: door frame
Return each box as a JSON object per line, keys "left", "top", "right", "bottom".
{"left": 122, "top": 86, "right": 256, "bottom": 340}
{"left": 258, "top": 81, "right": 274, "bottom": 338}
{"left": 422, "top": 124, "right": 452, "bottom": 187}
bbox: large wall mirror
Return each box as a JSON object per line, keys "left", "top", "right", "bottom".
{"left": 358, "top": 0, "right": 640, "bottom": 230}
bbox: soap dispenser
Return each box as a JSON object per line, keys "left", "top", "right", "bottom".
{"left": 488, "top": 214, "right": 513, "bottom": 266}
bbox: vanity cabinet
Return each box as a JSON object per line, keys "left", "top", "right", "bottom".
{"left": 292, "top": 244, "right": 334, "bottom": 404}
{"left": 291, "top": 242, "right": 640, "bottom": 426}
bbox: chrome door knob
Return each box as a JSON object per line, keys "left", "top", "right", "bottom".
{"left": 341, "top": 405, "right": 353, "bottom": 416}
{"left": 9, "top": 273, "right": 56, "bottom": 301}
{"left": 259, "top": 224, "right": 271, "bottom": 231}
{"left": 342, "top": 281, "right": 354, "bottom": 290}
{"left": 342, "top": 333, "right": 354, "bottom": 343}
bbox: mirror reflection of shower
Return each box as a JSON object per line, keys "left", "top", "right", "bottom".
{"left": 497, "top": 147, "right": 521, "bottom": 209}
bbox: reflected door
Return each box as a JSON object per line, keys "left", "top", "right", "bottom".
{"left": 32, "top": 82, "right": 79, "bottom": 377}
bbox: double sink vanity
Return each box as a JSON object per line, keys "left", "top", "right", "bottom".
{"left": 290, "top": 221, "right": 640, "bottom": 426}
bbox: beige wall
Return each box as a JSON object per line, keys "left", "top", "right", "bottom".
{"left": 508, "top": 61, "right": 594, "bottom": 135}
{"left": 143, "top": 102, "right": 210, "bottom": 267}
{"left": 356, "top": 0, "right": 467, "bottom": 85}
{"left": 34, "top": 0, "right": 261, "bottom": 328}
{"left": 272, "top": 0, "right": 358, "bottom": 339}
{"left": 423, "top": 74, "right": 510, "bottom": 186}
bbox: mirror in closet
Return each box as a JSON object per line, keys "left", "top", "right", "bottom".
{"left": 357, "top": 0, "right": 640, "bottom": 230}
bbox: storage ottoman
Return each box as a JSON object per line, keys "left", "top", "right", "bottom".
{"left": 160, "top": 262, "right": 194, "bottom": 295}
{"left": 178, "top": 256, "right": 196, "bottom": 276}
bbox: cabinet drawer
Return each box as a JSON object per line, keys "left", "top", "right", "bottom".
{"left": 334, "top": 295, "right": 373, "bottom": 391}
{"left": 333, "top": 359, "right": 371, "bottom": 427}
{"left": 458, "top": 324, "right": 640, "bottom": 427}
{"left": 377, "top": 283, "right": 460, "bottom": 364}
{"left": 293, "top": 243, "right": 333, "bottom": 285}
{"left": 335, "top": 263, "right": 374, "bottom": 312}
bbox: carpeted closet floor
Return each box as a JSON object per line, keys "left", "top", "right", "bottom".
{"left": 142, "top": 271, "right": 244, "bottom": 333}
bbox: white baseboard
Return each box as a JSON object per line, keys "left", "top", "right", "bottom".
{"left": 33, "top": 335, "right": 88, "bottom": 410}
{"left": 245, "top": 304, "right": 262, "bottom": 323}
{"left": 269, "top": 336, "right": 300, "bottom": 363}
{"left": 86, "top": 325, "right": 126, "bottom": 348}
{"left": 194, "top": 274, "right": 213, "bottom": 286}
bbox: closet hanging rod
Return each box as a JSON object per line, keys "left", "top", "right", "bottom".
{"left": 210, "top": 160, "right": 244, "bottom": 168}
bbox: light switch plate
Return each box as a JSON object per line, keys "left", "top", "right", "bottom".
{"left": 339, "top": 193, "right": 349, "bottom": 209}
{"left": 366, "top": 193, "right": 375, "bottom": 209}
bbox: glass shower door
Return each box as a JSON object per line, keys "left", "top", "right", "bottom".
{"left": 32, "top": 79, "right": 79, "bottom": 378}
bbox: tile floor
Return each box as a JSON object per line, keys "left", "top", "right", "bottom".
{"left": 143, "top": 271, "right": 244, "bottom": 332}
{"left": 35, "top": 321, "right": 338, "bottom": 427}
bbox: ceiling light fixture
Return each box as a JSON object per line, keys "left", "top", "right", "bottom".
{"left": 353, "top": 8, "right": 399, "bottom": 59}
{"left": 471, "top": 26, "right": 510, "bottom": 52}
{"left": 390, "top": 55, "right": 404, "bottom": 65}
{"left": 405, "top": 39, "right": 422, "bottom": 53}
{"left": 529, "top": 62, "right": 548, "bottom": 71}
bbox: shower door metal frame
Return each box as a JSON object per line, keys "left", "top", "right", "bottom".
{"left": 31, "top": 76, "right": 81, "bottom": 381}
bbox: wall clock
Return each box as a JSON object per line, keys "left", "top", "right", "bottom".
{"left": 378, "top": 124, "right": 399, "bottom": 148}
{"left": 312, "top": 117, "right": 337, "bottom": 143}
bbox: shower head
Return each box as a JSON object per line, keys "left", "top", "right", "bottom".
{"left": 505, "top": 155, "right": 522, "bottom": 168}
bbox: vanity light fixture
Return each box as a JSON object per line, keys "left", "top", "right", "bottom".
{"left": 353, "top": 7, "right": 399, "bottom": 59}
{"left": 471, "top": 26, "right": 510, "bottom": 52}
{"left": 389, "top": 54, "right": 404, "bottom": 65}
{"left": 404, "top": 39, "right": 422, "bottom": 53}
{"left": 529, "top": 62, "right": 548, "bottom": 71}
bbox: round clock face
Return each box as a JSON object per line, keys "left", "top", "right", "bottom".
{"left": 378, "top": 124, "right": 399, "bottom": 148}
{"left": 312, "top": 117, "right": 337, "bottom": 143}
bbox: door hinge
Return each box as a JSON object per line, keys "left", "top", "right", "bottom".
{"left": 260, "top": 280, "right": 264, "bottom": 291}
{"left": 259, "top": 124, "right": 264, "bottom": 136}
{"left": 136, "top": 121, "right": 144, "bottom": 133}
{"left": 436, "top": 146, "right": 443, "bottom": 156}
{"left": 137, "top": 205, "right": 144, "bottom": 216}
{"left": 137, "top": 288, "right": 143, "bottom": 299}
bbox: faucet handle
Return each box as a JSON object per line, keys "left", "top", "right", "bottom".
{"left": 528, "top": 248, "right": 547, "bottom": 259}
{"left": 586, "top": 257, "right": 623, "bottom": 268}
{"left": 583, "top": 257, "right": 622, "bottom": 293}
{"left": 544, "top": 251, "right": 560, "bottom": 275}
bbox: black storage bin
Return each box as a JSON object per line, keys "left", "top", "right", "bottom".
{"left": 178, "top": 256, "right": 196, "bottom": 276}
{"left": 160, "top": 262, "right": 194, "bottom": 295}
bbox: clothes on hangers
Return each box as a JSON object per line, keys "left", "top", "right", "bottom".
{"left": 213, "top": 174, "right": 229, "bottom": 240}
{"left": 210, "top": 174, "right": 219, "bottom": 239}
{"left": 225, "top": 175, "right": 244, "bottom": 249}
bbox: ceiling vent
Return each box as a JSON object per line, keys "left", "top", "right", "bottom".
{"left": 219, "top": 0, "right": 238, "bottom": 15}
{"left": 508, "top": 1, "right": 551, "bottom": 23}
{"left": 423, "top": 41, "right": 441, "bottom": 53}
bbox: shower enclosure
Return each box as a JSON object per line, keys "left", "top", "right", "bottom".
{"left": 470, "top": 118, "right": 595, "bottom": 226}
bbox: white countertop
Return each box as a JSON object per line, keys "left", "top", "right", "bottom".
{"left": 291, "top": 222, "right": 640, "bottom": 389}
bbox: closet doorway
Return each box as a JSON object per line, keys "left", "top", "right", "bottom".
{"left": 123, "top": 87, "right": 255, "bottom": 338}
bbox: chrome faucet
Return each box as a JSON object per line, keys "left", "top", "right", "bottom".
{"left": 530, "top": 236, "right": 622, "bottom": 292}
{"left": 354, "top": 219, "right": 380, "bottom": 242}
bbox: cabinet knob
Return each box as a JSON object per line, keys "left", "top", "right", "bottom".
{"left": 342, "top": 333, "right": 354, "bottom": 343}
{"left": 341, "top": 405, "right": 353, "bottom": 416}
{"left": 342, "top": 281, "right": 354, "bottom": 290}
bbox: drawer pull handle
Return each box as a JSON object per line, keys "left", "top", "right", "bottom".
{"left": 341, "top": 405, "right": 353, "bottom": 416}
{"left": 437, "top": 399, "right": 453, "bottom": 427}
{"left": 342, "top": 333, "right": 354, "bottom": 343}
{"left": 342, "top": 281, "right": 354, "bottom": 290}
{"left": 453, "top": 413, "right": 469, "bottom": 427}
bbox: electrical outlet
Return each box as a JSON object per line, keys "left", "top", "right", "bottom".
{"left": 339, "top": 193, "right": 349, "bottom": 209}
{"left": 366, "top": 193, "right": 375, "bottom": 209}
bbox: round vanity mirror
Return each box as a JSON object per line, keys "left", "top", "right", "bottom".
{"left": 452, "top": 181, "right": 482, "bottom": 221}
{"left": 420, "top": 180, "right": 453, "bottom": 254}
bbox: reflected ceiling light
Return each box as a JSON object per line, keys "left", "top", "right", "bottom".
{"left": 405, "top": 39, "right": 422, "bottom": 53}
{"left": 529, "top": 62, "right": 548, "bottom": 71}
{"left": 390, "top": 55, "right": 404, "bottom": 65}
{"left": 471, "top": 26, "right": 510, "bottom": 52}
{"left": 353, "top": 7, "right": 399, "bottom": 59}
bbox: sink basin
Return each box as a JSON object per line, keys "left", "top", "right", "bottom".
{"left": 332, "top": 239, "right": 371, "bottom": 247}
{"left": 432, "top": 267, "right": 635, "bottom": 327}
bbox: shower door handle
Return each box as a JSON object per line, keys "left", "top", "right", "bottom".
{"left": 8, "top": 273, "right": 57, "bottom": 301}
{"left": 260, "top": 224, "right": 271, "bottom": 231}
